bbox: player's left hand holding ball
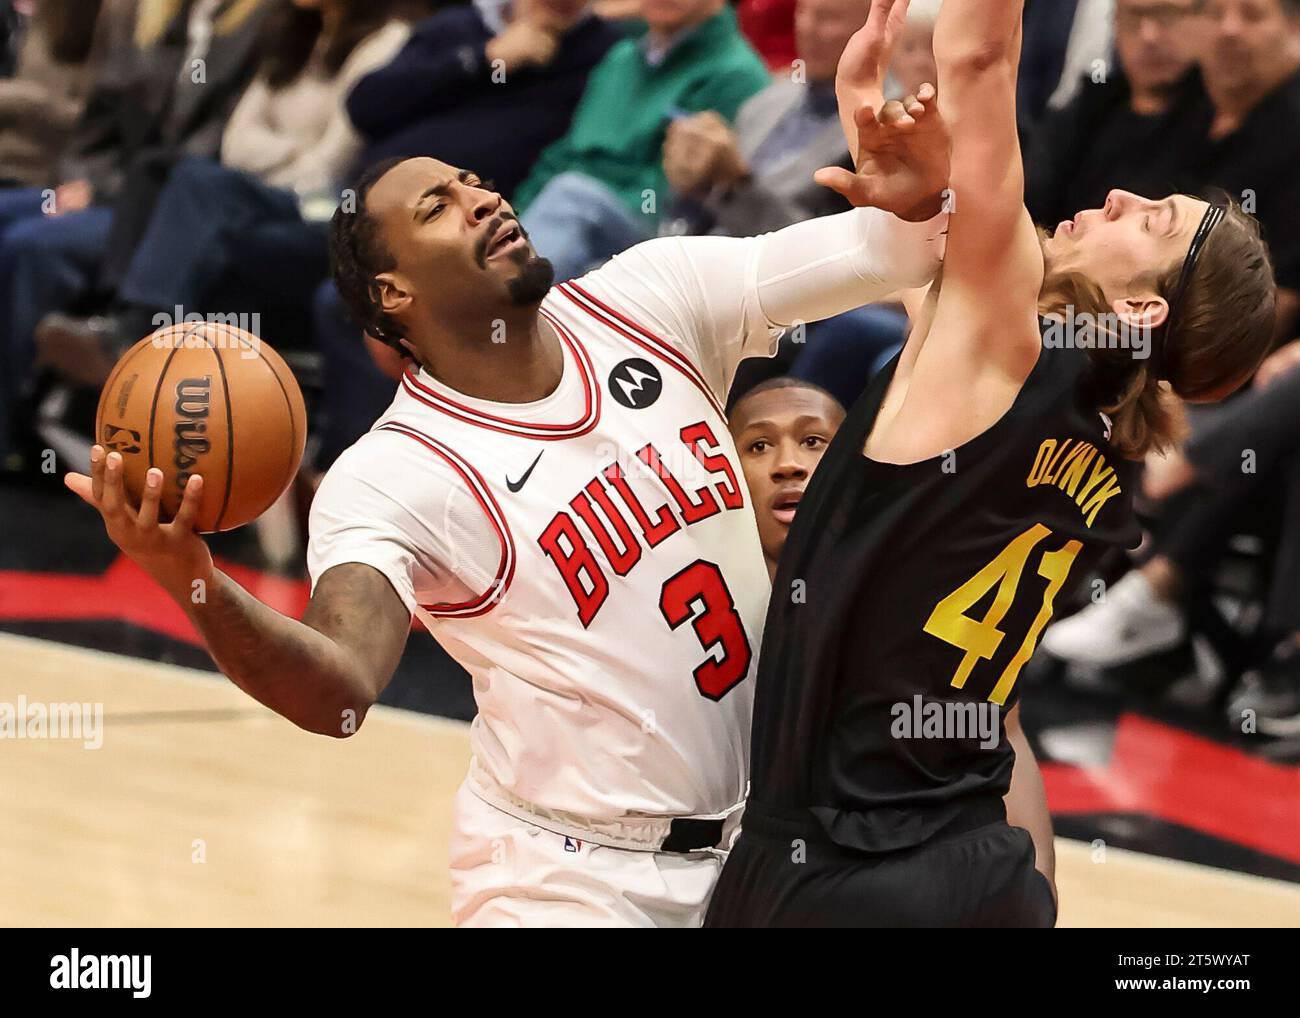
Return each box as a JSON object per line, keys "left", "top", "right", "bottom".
{"left": 66, "top": 448, "right": 215, "bottom": 601}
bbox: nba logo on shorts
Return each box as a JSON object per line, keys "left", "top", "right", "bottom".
{"left": 564, "top": 836, "right": 583, "bottom": 853}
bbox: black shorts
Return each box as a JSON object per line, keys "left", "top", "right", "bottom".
{"left": 704, "top": 804, "right": 1057, "bottom": 928}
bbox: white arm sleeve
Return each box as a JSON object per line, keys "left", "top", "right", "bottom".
{"left": 306, "top": 430, "right": 502, "bottom": 616}
{"left": 582, "top": 206, "right": 948, "bottom": 401}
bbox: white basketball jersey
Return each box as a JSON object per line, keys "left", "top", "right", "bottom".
{"left": 362, "top": 278, "right": 769, "bottom": 820}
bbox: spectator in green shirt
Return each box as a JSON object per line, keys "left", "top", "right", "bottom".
{"left": 515, "top": 0, "right": 771, "bottom": 280}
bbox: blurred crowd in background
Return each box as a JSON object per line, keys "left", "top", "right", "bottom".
{"left": 0, "top": 0, "right": 1298, "bottom": 732}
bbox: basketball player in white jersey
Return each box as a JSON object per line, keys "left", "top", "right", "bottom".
{"left": 65, "top": 2, "right": 951, "bottom": 925}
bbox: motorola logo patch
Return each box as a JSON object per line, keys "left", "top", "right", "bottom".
{"left": 608, "top": 358, "right": 662, "bottom": 410}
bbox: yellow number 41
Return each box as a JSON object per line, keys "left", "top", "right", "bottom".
{"left": 922, "top": 523, "right": 1081, "bottom": 706}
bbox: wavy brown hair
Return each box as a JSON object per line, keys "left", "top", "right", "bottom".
{"left": 1038, "top": 196, "right": 1276, "bottom": 457}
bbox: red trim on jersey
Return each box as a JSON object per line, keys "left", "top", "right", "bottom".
{"left": 399, "top": 309, "right": 600, "bottom": 440}
{"left": 557, "top": 281, "right": 727, "bottom": 420}
{"left": 378, "top": 422, "right": 516, "bottom": 618}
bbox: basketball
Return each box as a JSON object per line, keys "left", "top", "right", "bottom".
{"left": 94, "top": 322, "right": 307, "bottom": 533}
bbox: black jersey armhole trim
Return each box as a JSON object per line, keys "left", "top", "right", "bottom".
{"left": 858, "top": 332, "right": 1064, "bottom": 480}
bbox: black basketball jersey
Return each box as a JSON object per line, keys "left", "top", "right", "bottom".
{"left": 747, "top": 332, "right": 1142, "bottom": 854}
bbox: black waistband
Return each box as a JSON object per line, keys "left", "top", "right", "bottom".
{"left": 661, "top": 816, "right": 725, "bottom": 853}
{"left": 741, "top": 796, "right": 1008, "bottom": 856}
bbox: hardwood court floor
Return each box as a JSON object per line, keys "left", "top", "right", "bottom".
{"left": 1, "top": 633, "right": 1297, "bottom": 928}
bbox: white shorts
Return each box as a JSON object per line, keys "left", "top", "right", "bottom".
{"left": 449, "top": 783, "right": 725, "bottom": 927}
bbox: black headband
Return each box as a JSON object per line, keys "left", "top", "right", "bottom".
{"left": 1154, "top": 196, "right": 1228, "bottom": 366}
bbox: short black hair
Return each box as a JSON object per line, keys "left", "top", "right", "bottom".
{"left": 328, "top": 156, "right": 409, "bottom": 352}
{"left": 730, "top": 375, "right": 846, "bottom": 417}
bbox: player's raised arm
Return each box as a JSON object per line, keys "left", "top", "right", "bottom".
{"left": 65, "top": 449, "right": 408, "bottom": 737}
{"left": 928, "top": 0, "right": 1043, "bottom": 361}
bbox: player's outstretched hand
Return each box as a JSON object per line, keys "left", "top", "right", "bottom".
{"left": 814, "top": 82, "right": 950, "bottom": 222}
{"left": 66, "top": 445, "right": 214, "bottom": 596}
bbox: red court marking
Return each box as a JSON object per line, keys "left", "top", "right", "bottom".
{"left": 0, "top": 555, "right": 309, "bottom": 647}
{"left": 1042, "top": 712, "right": 1300, "bottom": 865}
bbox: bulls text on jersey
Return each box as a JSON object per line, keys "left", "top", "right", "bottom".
{"left": 538, "top": 419, "right": 745, "bottom": 628}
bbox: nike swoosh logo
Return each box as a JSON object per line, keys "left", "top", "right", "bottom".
{"left": 506, "top": 451, "right": 544, "bottom": 493}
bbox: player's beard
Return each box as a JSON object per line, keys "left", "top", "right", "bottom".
{"left": 506, "top": 251, "right": 555, "bottom": 306}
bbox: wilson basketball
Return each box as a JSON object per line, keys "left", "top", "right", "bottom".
{"left": 95, "top": 322, "right": 307, "bottom": 533}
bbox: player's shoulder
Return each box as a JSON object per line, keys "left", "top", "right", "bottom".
{"left": 558, "top": 236, "right": 717, "bottom": 368}
{"left": 327, "top": 424, "right": 466, "bottom": 483}
{"left": 314, "top": 425, "right": 468, "bottom": 521}
{"left": 580, "top": 234, "right": 690, "bottom": 281}
{"left": 569, "top": 234, "right": 703, "bottom": 314}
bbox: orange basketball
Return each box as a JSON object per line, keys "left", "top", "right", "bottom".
{"left": 95, "top": 322, "right": 307, "bottom": 533}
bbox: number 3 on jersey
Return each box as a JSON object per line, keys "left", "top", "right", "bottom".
{"left": 923, "top": 523, "right": 1081, "bottom": 705}
{"left": 659, "top": 559, "right": 752, "bottom": 701}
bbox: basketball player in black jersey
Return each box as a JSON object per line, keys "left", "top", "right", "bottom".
{"left": 728, "top": 372, "right": 1061, "bottom": 905}
{"left": 706, "top": 0, "right": 1277, "bottom": 927}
